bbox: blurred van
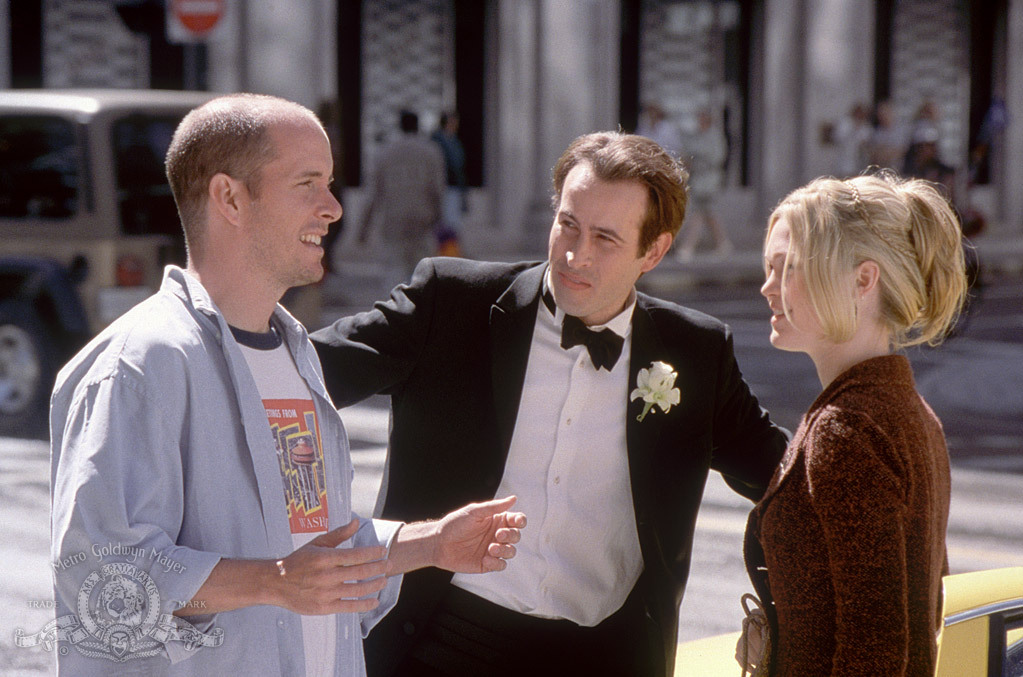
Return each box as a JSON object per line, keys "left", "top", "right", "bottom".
{"left": 0, "top": 90, "right": 319, "bottom": 437}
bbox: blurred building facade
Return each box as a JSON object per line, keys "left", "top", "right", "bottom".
{"left": 2, "top": 0, "right": 1020, "bottom": 254}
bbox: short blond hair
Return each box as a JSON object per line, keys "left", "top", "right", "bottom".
{"left": 767, "top": 173, "right": 967, "bottom": 349}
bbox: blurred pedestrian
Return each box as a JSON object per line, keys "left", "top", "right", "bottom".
{"left": 636, "top": 101, "right": 684, "bottom": 158}
{"left": 677, "top": 108, "right": 733, "bottom": 261}
{"left": 903, "top": 100, "right": 942, "bottom": 176}
{"left": 833, "top": 103, "right": 872, "bottom": 178}
{"left": 742, "top": 173, "right": 967, "bottom": 676}
{"left": 902, "top": 126, "right": 955, "bottom": 196}
{"left": 359, "top": 110, "right": 445, "bottom": 284}
{"left": 867, "top": 100, "right": 906, "bottom": 171}
{"left": 962, "top": 96, "right": 1007, "bottom": 301}
{"left": 431, "top": 110, "right": 467, "bottom": 256}
{"left": 969, "top": 95, "right": 1009, "bottom": 185}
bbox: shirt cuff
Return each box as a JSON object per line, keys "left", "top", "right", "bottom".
{"left": 356, "top": 516, "right": 405, "bottom": 636}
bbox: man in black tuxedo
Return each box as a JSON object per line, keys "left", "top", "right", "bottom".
{"left": 311, "top": 131, "right": 787, "bottom": 677}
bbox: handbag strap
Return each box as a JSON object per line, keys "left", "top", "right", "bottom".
{"left": 740, "top": 593, "right": 770, "bottom": 677}
{"left": 741, "top": 592, "right": 766, "bottom": 617}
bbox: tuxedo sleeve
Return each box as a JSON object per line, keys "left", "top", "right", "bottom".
{"left": 709, "top": 326, "right": 788, "bottom": 500}
{"left": 310, "top": 259, "right": 440, "bottom": 406}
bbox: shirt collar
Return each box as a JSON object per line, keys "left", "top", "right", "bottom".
{"left": 163, "top": 265, "right": 218, "bottom": 318}
{"left": 162, "top": 265, "right": 309, "bottom": 347}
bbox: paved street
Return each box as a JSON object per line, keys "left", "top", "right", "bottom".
{"left": 1, "top": 269, "right": 1020, "bottom": 673}
{"left": 3, "top": 416, "right": 1022, "bottom": 673}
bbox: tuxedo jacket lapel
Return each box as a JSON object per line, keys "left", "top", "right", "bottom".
{"left": 488, "top": 263, "right": 546, "bottom": 461}
{"left": 626, "top": 300, "right": 668, "bottom": 526}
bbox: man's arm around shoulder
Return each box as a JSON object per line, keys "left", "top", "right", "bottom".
{"left": 706, "top": 321, "right": 789, "bottom": 500}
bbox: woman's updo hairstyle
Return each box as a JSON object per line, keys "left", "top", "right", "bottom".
{"left": 766, "top": 172, "right": 967, "bottom": 349}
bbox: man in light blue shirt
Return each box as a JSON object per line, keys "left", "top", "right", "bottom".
{"left": 48, "top": 94, "right": 524, "bottom": 676}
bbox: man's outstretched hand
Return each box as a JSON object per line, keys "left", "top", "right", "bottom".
{"left": 433, "top": 496, "right": 526, "bottom": 573}
{"left": 174, "top": 518, "right": 388, "bottom": 617}
{"left": 387, "top": 496, "right": 526, "bottom": 577}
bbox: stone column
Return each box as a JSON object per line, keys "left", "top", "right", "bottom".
{"left": 208, "top": 0, "right": 335, "bottom": 109}
{"left": 754, "top": 0, "right": 807, "bottom": 220}
{"left": 801, "top": 0, "right": 875, "bottom": 180}
{"left": 0, "top": 0, "right": 9, "bottom": 89}
{"left": 1003, "top": 0, "right": 1023, "bottom": 233}
{"left": 490, "top": 0, "right": 620, "bottom": 256}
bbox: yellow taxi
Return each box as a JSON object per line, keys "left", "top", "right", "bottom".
{"left": 675, "top": 567, "right": 1023, "bottom": 676}
{"left": 936, "top": 566, "right": 1023, "bottom": 676}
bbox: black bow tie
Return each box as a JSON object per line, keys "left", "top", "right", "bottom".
{"left": 561, "top": 314, "right": 624, "bottom": 371}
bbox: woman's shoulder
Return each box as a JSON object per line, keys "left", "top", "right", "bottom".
{"left": 810, "top": 363, "right": 934, "bottom": 445}
{"left": 801, "top": 402, "right": 912, "bottom": 500}
{"left": 805, "top": 402, "right": 889, "bottom": 450}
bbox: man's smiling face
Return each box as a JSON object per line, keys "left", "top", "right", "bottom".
{"left": 244, "top": 119, "right": 342, "bottom": 296}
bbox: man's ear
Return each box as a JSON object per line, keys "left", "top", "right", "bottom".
{"left": 855, "top": 259, "right": 881, "bottom": 298}
{"left": 208, "top": 173, "right": 246, "bottom": 227}
{"left": 640, "top": 232, "right": 673, "bottom": 273}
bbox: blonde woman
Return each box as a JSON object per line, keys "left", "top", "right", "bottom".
{"left": 743, "top": 173, "right": 968, "bottom": 676}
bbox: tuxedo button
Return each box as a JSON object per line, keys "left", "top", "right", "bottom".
{"left": 403, "top": 621, "right": 416, "bottom": 635}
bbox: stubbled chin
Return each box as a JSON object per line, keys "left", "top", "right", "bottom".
{"left": 302, "top": 260, "right": 325, "bottom": 283}
{"left": 552, "top": 283, "right": 588, "bottom": 310}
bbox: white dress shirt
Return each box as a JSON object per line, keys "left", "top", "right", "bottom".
{"left": 451, "top": 284, "right": 642, "bottom": 626}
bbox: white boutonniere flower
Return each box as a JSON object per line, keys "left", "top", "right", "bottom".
{"left": 630, "top": 361, "right": 681, "bottom": 422}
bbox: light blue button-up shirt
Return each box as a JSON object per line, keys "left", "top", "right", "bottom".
{"left": 49, "top": 267, "right": 402, "bottom": 675}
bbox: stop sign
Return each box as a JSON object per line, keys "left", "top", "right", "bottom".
{"left": 171, "top": 0, "right": 225, "bottom": 37}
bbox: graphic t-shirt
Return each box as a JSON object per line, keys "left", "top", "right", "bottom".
{"left": 264, "top": 397, "right": 330, "bottom": 535}
{"left": 234, "top": 324, "right": 335, "bottom": 677}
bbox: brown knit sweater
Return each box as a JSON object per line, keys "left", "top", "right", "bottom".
{"left": 746, "top": 355, "right": 950, "bottom": 676}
